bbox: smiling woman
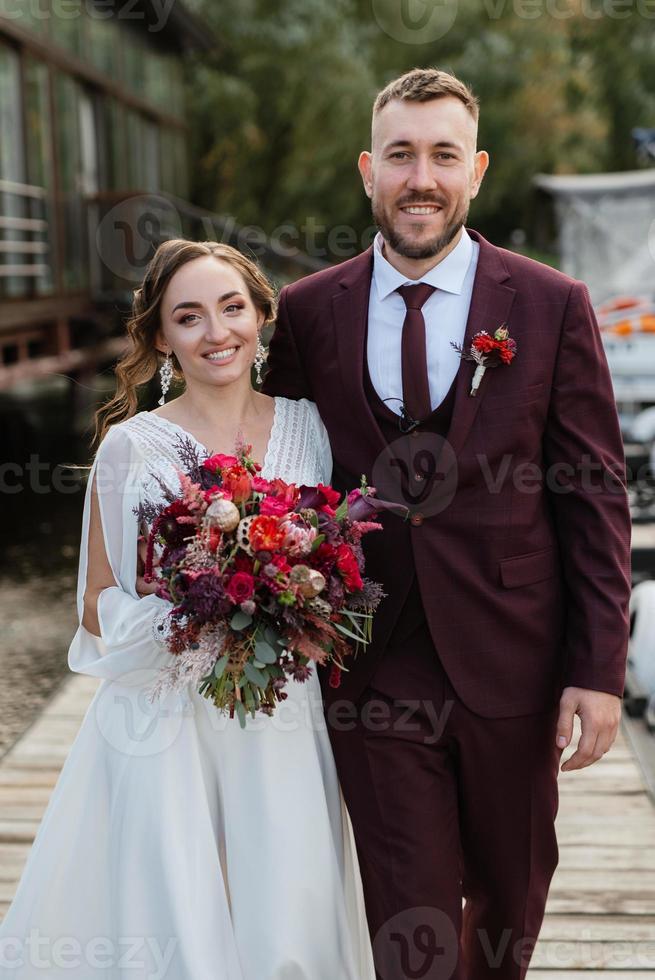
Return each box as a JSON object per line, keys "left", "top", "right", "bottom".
{"left": 0, "top": 238, "right": 377, "bottom": 978}
{"left": 93, "top": 240, "right": 277, "bottom": 450}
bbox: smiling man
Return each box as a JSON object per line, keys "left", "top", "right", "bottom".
{"left": 264, "top": 68, "right": 631, "bottom": 979}
{"left": 363, "top": 77, "right": 487, "bottom": 276}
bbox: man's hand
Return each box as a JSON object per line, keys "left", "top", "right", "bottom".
{"left": 136, "top": 533, "right": 159, "bottom": 598}
{"left": 556, "top": 686, "right": 621, "bottom": 772}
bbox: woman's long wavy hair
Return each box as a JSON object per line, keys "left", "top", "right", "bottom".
{"left": 93, "top": 239, "right": 277, "bottom": 447}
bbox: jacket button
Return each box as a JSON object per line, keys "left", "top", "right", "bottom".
{"left": 410, "top": 513, "right": 424, "bottom": 527}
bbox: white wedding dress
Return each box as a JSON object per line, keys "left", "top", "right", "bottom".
{"left": 0, "top": 396, "right": 375, "bottom": 980}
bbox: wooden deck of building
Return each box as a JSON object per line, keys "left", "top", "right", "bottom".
{"left": 1, "top": 672, "right": 654, "bottom": 974}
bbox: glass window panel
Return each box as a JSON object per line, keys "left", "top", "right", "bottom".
{"left": 158, "top": 127, "right": 175, "bottom": 195}
{"left": 168, "top": 59, "right": 185, "bottom": 119}
{"left": 54, "top": 72, "right": 88, "bottom": 291}
{"left": 0, "top": 42, "right": 28, "bottom": 299}
{"left": 172, "top": 129, "right": 189, "bottom": 200}
{"left": 121, "top": 25, "right": 146, "bottom": 97}
{"left": 86, "top": 4, "right": 119, "bottom": 78}
{"left": 106, "top": 99, "right": 127, "bottom": 190}
{"left": 125, "top": 109, "right": 160, "bottom": 192}
{"left": 24, "top": 57, "right": 54, "bottom": 296}
{"left": 50, "top": 0, "right": 85, "bottom": 59}
{"left": 0, "top": 0, "right": 50, "bottom": 37}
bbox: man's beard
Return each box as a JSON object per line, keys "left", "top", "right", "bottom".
{"left": 372, "top": 196, "right": 469, "bottom": 259}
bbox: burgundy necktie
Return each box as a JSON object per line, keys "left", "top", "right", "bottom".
{"left": 397, "top": 283, "right": 436, "bottom": 423}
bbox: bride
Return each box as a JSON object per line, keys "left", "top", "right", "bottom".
{"left": 0, "top": 240, "right": 375, "bottom": 979}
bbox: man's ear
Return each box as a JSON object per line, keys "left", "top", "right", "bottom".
{"left": 358, "top": 151, "right": 374, "bottom": 199}
{"left": 470, "top": 150, "right": 489, "bottom": 200}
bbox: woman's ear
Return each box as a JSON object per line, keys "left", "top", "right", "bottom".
{"left": 154, "top": 330, "right": 170, "bottom": 355}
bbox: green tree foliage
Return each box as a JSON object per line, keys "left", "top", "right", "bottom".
{"left": 184, "top": 0, "right": 655, "bottom": 256}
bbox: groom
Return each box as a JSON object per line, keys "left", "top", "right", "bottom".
{"left": 263, "top": 68, "right": 631, "bottom": 979}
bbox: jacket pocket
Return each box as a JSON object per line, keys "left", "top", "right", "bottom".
{"left": 499, "top": 547, "right": 557, "bottom": 588}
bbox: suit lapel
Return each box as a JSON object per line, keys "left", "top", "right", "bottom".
{"left": 331, "top": 231, "right": 518, "bottom": 479}
{"left": 332, "top": 247, "right": 387, "bottom": 461}
{"left": 437, "top": 228, "right": 517, "bottom": 475}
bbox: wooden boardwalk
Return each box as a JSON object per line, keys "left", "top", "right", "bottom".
{"left": 1, "top": 673, "right": 654, "bottom": 974}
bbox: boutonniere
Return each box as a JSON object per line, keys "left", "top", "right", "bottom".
{"left": 451, "top": 324, "right": 517, "bottom": 396}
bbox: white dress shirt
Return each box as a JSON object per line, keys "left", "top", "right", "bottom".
{"left": 367, "top": 227, "right": 479, "bottom": 415}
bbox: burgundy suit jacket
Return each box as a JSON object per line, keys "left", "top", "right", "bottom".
{"left": 262, "top": 228, "right": 632, "bottom": 718}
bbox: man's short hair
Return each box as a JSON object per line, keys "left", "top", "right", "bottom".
{"left": 373, "top": 67, "right": 479, "bottom": 124}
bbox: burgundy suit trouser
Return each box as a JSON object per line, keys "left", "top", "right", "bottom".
{"left": 327, "top": 604, "right": 563, "bottom": 980}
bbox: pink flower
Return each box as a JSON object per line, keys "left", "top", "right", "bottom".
{"left": 260, "top": 495, "right": 292, "bottom": 517}
{"left": 280, "top": 514, "right": 317, "bottom": 557}
{"left": 252, "top": 476, "right": 272, "bottom": 493}
{"left": 226, "top": 572, "right": 255, "bottom": 604}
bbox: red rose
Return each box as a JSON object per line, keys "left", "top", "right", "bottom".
{"left": 317, "top": 484, "right": 341, "bottom": 507}
{"left": 268, "top": 478, "right": 301, "bottom": 509}
{"left": 335, "top": 543, "right": 363, "bottom": 592}
{"left": 226, "top": 572, "right": 255, "bottom": 604}
{"left": 203, "top": 453, "right": 239, "bottom": 474}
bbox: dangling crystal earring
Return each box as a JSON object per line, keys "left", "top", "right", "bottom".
{"left": 253, "top": 333, "right": 266, "bottom": 386}
{"left": 158, "top": 351, "right": 173, "bottom": 406}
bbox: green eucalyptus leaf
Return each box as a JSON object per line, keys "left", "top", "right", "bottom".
{"left": 231, "top": 611, "right": 253, "bottom": 631}
{"left": 243, "top": 661, "right": 268, "bottom": 687}
{"left": 254, "top": 640, "right": 277, "bottom": 664}
{"left": 234, "top": 700, "right": 247, "bottom": 729}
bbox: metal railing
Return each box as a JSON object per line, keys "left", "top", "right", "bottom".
{"left": 0, "top": 178, "right": 50, "bottom": 281}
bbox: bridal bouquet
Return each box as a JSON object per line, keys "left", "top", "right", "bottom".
{"left": 136, "top": 436, "right": 390, "bottom": 726}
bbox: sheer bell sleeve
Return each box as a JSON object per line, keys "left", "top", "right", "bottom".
{"left": 67, "top": 423, "right": 175, "bottom": 685}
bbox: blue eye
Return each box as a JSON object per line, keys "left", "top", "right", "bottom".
{"left": 180, "top": 313, "right": 199, "bottom": 324}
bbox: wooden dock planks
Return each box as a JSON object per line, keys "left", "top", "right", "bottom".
{"left": 0, "top": 673, "right": 654, "bottom": 972}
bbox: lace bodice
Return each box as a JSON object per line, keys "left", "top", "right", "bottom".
{"left": 120, "top": 396, "right": 333, "bottom": 517}
{"left": 67, "top": 397, "right": 334, "bottom": 686}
